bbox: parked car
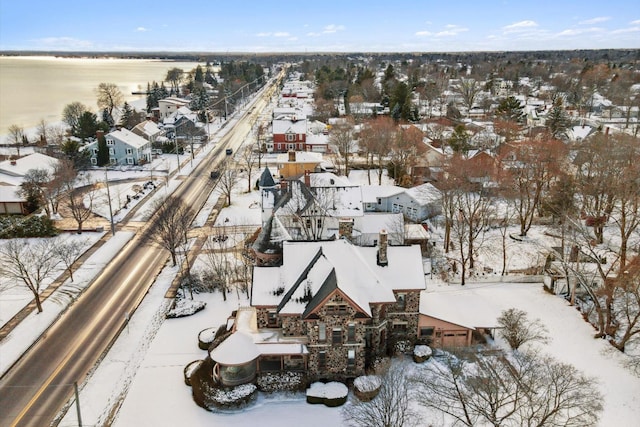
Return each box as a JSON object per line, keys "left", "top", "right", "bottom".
{"left": 210, "top": 170, "right": 220, "bottom": 179}
{"left": 225, "top": 148, "right": 233, "bottom": 155}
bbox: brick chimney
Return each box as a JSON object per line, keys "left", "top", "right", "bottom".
{"left": 288, "top": 150, "right": 296, "bottom": 162}
{"left": 96, "top": 130, "right": 105, "bottom": 139}
{"left": 304, "top": 170, "right": 311, "bottom": 187}
{"left": 280, "top": 179, "right": 288, "bottom": 191}
{"left": 377, "top": 229, "right": 388, "bottom": 266}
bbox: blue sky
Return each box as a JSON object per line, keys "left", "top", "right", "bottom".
{"left": 1, "top": 0, "right": 638, "bottom": 52}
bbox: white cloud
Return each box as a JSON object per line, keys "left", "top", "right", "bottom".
{"left": 415, "top": 31, "right": 432, "bottom": 37}
{"left": 306, "top": 32, "right": 321, "bottom": 37}
{"left": 556, "top": 27, "right": 603, "bottom": 37}
{"left": 630, "top": 19, "right": 640, "bottom": 25}
{"left": 323, "top": 24, "right": 345, "bottom": 34}
{"left": 256, "top": 32, "right": 271, "bottom": 37}
{"left": 435, "top": 25, "right": 468, "bottom": 37}
{"left": 611, "top": 26, "right": 640, "bottom": 34}
{"left": 135, "top": 27, "right": 149, "bottom": 32}
{"left": 503, "top": 20, "right": 538, "bottom": 32}
{"left": 579, "top": 16, "right": 610, "bottom": 25}
{"left": 273, "top": 32, "right": 290, "bottom": 37}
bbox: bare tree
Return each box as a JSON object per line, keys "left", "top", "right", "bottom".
{"left": 96, "top": 83, "right": 124, "bottom": 124}
{"left": 342, "top": 363, "right": 418, "bottom": 427}
{"left": 36, "top": 119, "right": 50, "bottom": 146}
{"left": 53, "top": 236, "right": 87, "bottom": 282}
{"left": 498, "top": 137, "right": 567, "bottom": 237}
{"left": 217, "top": 159, "right": 240, "bottom": 206}
{"left": 454, "top": 78, "right": 482, "bottom": 115}
{"left": 144, "top": 195, "right": 194, "bottom": 266}
{"left": 18, "top": 168, "right": 50, "bottom": 214}
{"left": 0, "top": 239, "right": 61, "bottom": 313}
{"left": 62, "top": 102, "right": 89, "bottom": 135}
{"left": 200, "top": 226, "right": 234, "bottom": 301}
{"left": 330, "top": 117, "right": 356, "bottom": 177}
{"left": 63, "top": 174, "right": 97, "bottom": 233}
{"left": 239, "top": 145, "right": 258, "bottom": 192}
{"left": 7, "top": 124, "right": 24, "bottom": 157}
{"left": 414, "top": 350, "right": 602, "bottom": 427}
{"left": 610, "top": 256, "right": 640, "bottom": 352}
{"left": 360, "top": 116, "right": 394, "bottom": 185}
{"left": 497, "top": 308, "right": 549, "bottom": 350}
{"left": 43, "top": 158, "right": 77, "bottom": 217}
{"left": 278, "top": 180, "right": 335, "bottom": 240}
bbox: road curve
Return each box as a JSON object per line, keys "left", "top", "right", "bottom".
{"left": 0, "top": 75, "right": 278, "bottom": 427}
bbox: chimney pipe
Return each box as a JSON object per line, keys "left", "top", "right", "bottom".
{"left": 288, "top": 150, "right": 296, "bottom": 162}
{"left": 377, "top": 229, "right": 388, "bottom": 266}
{"left": 304, "top": 170, "right": 310, "bottom": 187}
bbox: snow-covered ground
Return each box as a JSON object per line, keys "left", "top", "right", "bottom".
{"left": 0, "top": 232, "right": 104, "bottom": 328}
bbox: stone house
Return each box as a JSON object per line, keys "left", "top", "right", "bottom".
{"left": 221, "top": 235, "right": 425, "bottom": 383}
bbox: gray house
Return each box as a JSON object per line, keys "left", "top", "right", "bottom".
{"left": 86, "top": 128, "right": 152, "bottom": 166}
{"left": 361, "top": 183, "right": 441, "bottom": 223}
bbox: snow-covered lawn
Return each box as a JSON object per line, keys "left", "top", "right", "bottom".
{"left": 0, "top": 231, "right": 134, "bottom": 376}
{"left": 57, "top": 280, "right": 637, "bottom": 427}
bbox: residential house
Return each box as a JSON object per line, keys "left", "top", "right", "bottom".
{"left": 85, "top": 128, "right": 151, "bottom": 166}
{"left": 217, "top": 236, "right": 426, "bottom": 384}
{"left": 132, "top": 120, "right": 164, "bottom": 145}
{"left": 276, "top": 151, "right": 322, "bottom": 179}
{"left": 158, "top": 97, "right": 190, "bottom": 119}
{"left": 361, "top": 183, "right": 441, "bottom": 222}
{"left": 271, "top": 115, "right": 307, "bottom": 153}
{"left": 419, "top": 290, "right": 501, "bottom": 348}
{"left": 0, "top": 153, "right": 60, "bottom": 215}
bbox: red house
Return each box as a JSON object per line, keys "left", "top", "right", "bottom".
{"left": 272, "top": 115, "right": 307, "bottom": 153}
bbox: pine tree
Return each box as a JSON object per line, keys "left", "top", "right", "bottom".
{"left": 547, "top": 98, "right": 571, "bottom": 138}
{"left": 97, "top": 134, "right": 109, "bottom": 167}
{"left": 119, "top": 102, "right": 134, "bottom": 129}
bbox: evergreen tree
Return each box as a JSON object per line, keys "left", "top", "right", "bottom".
{"left": 496, "top": 96, "right": 525, "bottom": 123}
{"left": 448, "top": 124, "right": 471, "bottom": 155}
{"left": 546, "top": 98, "right": 571, "bottom": 138}
{"left": 119, "top": 102, "right": 134, "bottom": 129}
{"left": 60, "top": 139, "right": 91, "bottom": 170}
{"left": 97, "top": 134, "right": 109, "bottom": 167}
{"left": 77, "top": 111, "right": 99, "bottom": 141}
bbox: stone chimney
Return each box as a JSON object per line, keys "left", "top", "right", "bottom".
{"left": 339, "top": 219, "right": 354, "bottom": 241}
{"left": 304, "top": 170, "right": 311, "bottom": 187}
{"left": 288, "top": 150, "right": 296, "bottom": 162}
{"left": 377, "top": 229, "right": 388, "bottom": 266}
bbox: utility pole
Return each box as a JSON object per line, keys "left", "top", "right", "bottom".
{"left": 74, "top": 381, "right": 83, "bottom": 427}
{"left": 104, "top": 167, "right": 115, "bottom": 236}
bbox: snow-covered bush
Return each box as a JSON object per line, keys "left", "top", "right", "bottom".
{"left": 198, "top": 327, "right": 217, "bottom": 350}
{"left": 257, "top": 371, "right": 305, "bottom": 392}
{"left": 353, "top": 375, "right": 382, "bottom": 401}
{"left": 413, "top": 345, "right": 433, "bottom": 363}
{"left": 205, "top": 383, "right": 258, "bottom": 410}
{"left": 184, "top": 360, "right": 202, "bottom": 386}
{"left": 306, "top": 381, "right": 348, "bottom": 407}
{"left": 166, "top": 298, "right": 206, "bottom": 318}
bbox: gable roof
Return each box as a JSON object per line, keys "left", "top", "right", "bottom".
{"left": 107, "top": 128, "right": 149, "bottom": 149}
{"left": 251, "top": 239, "right": 425, "bottom": 317}
{"left": 0, "top": 153, "right": 59, "bottom": 178}
{"left": 258, "top": 166, "right": 276, "bottom": 188}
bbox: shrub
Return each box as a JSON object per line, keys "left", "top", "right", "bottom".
{"left": 0, "top": 215, "right": 58, "bottom": 238}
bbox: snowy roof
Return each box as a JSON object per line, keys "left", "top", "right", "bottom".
{"left": 306, "top": 133, "right": 329, "bottom": 146}
{"left": 133, "top": 120, "right": 162, "bottom": 138}
{"left": 405, "top": 224, "right": 430, "bottom": 240}
{"left": 0, "top": 185, "right": 23, "bottom": 202}
{"left": 0, "top": 153, "right": 59, "bottom": 178}
{"left": 568, "top": 125, "right": 594, "bottom": 141}
{"left": 360, "top": 185, "right": 404, "bottom": 203}
{"left": 356, "top": 213, "right": 403, "bottom": 234}
{"left": 209, "top": 332, "right": 260, "bottom": 365}
{"left": 256, "top": 343, "right": 308, "bottom": 355}
{"left": 273, "top": 117, "right": 307, "bottom": 135}
{"left": 276, "top": 151, "right": 322, "bottom": 164}
{"left": 258, "top": 167, "right": 276, "bottom": 188}
{"left": 419, "top": 289, "right": 503, "bottom": 329}
{"left": 107, "top": 128, "right": 149, "bottom": 149}
{"left": 406, "top": 183, "right": 441, "bottom": 204}
{"left": 252, "top": 239, "right": 425, "bottom": 317}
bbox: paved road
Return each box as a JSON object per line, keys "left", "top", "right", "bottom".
{"left": 0, "top": 75, "right": 278, "bottom": 427}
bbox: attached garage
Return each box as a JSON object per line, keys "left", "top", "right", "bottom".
{"left": 418, "top": 314, "right": 473, "bottom": 348}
